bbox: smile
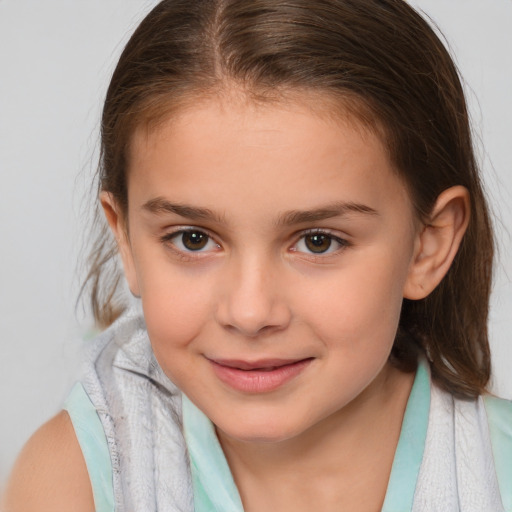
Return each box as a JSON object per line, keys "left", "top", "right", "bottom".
{"left": 208, "top": 357, "right": 314, "bottom": 393}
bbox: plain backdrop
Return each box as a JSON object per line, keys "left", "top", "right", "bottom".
{"left": 1, "top": 0, "right": 511, "bottom": 486}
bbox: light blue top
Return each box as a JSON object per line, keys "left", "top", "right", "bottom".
{"left": 64, "top": 359, "right": 512, "bottom": 511}
{"left": 484, "top": 395, "right": 512, "bottom": 511}
{"left": 64, "top": 383, "right": 115, "bottom": 512}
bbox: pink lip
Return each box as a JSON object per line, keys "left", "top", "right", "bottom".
{"left": 208, "top": 357, "right": 313, "bottom": 393}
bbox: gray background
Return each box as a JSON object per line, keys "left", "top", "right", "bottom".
{"left": 1, "top": 0, "right": 511, "bottom": 487}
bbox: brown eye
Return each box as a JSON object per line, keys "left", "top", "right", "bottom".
{"left": 181, "top": 231, "right": 209, "bottom": 251}
{"left": 304, "top": 234, "right": 332, "bottom": 253}
{"left": 162, "top": 228, "right": 220, "bottom": 255}
{"left": 292, "top": 231, "right": 349, "bottom": 257}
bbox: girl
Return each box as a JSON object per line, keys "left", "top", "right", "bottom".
{"left": 4, "top": 1, "right": 511, "bottom": 511}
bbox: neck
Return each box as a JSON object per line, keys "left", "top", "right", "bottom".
{"left": 217, "top": 363, "right": 415, "bottom": 512}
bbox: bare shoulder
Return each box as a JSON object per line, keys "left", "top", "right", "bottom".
{"left": 1, "top": 410, "right": 95, "bottom": 512}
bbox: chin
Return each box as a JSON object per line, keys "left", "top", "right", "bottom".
{"left": 215, "top": 414, "right": 309, "bottom": 444}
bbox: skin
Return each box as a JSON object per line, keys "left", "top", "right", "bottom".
{"left": 3, "top": 94, "right": 469, "bottom": 512}
{"left": 2, "top": 411, "right": 95, "bottom": 511}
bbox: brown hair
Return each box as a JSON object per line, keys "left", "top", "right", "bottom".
{"left": 84, "top": 0, "right": 494, "bottom": 397}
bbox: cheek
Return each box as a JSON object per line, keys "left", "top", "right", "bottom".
{"left": 138, "top": 268, "right": 214, "bottom": 372}
{"left": 301, "top": 255, "right": 407, "bottom": 352}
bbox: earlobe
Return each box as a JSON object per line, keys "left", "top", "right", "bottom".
{"left": 403, "top": 186, "right": 470, "bottom": 300}
{"left": 100, "top": 192, "right": 140, "bottom": 297}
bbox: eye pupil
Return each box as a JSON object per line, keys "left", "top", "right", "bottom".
{"left": 305, "top": 234, "right": 332, "bottom": 253}
{"left": 182, "top": 231, "right": 208, "bottom": 250}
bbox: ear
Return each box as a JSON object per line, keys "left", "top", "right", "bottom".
{"left": 100, "top": 192, "right": 140, "bottom": 297}
{"left": 403, "top": 186, "right": 470, "bottom": 300}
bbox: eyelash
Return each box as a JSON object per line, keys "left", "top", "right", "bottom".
{"left": 159, "top": 227, "right": 221, "bottom": 259}
{"left": 291, "top": 229, "right": 350, "bottom": 258}
{"left": 159, "top": 227, "right": 350, "bottom": 260}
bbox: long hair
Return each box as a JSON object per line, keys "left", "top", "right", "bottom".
{"left": 83, "top": 0, "right": 494, "bottom": 397}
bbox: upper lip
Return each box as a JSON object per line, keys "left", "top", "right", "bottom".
{"left": 208, "top": 357, "right": 311, "bottom": 370}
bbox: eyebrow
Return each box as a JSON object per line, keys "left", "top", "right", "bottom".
{"left": 277, "top": 201, "right": 379, "bottom": 226}
{"left": 142, "top": 197, "right": 226, "bottom": 223}
{"left": 142, "top": 197, "right": 378, "bottom": 225}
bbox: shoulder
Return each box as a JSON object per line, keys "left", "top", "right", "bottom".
{"left": 481, "top": 393, "right": 512, "bottom": 454}
{"left": 1, "top": 411, "right": 95, "bottom": 512}
{"left": 482, "top": 393, "right": 512, "bottom": 417}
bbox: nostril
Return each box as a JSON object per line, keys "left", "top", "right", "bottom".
{"left": 216, "top": 302, "right": 292, "bottom": 338}
{"left": 222, "top": 320, "right": 279, "bottom": 338}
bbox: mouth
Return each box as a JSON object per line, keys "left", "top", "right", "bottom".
{"left": 207, "top": 357, "right": 314, "bottom": 393}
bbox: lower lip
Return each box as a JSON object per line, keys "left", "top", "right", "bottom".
{"left": 209, "top": 358, "right": 313, "bottom": 393}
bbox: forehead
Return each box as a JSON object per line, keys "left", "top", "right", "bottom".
{"left": 126, "top": 96, "right": 411, "bottom": 222}
{"left": 129, "top": 87, "right": 387, "bottom": 161}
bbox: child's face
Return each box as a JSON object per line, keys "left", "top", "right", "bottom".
{"left": 117, "top": 96, "right": 421, "bottom": 443}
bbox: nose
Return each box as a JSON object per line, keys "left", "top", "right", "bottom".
{"left": 215, "top": 254, "right": 291, "bottom": 337}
